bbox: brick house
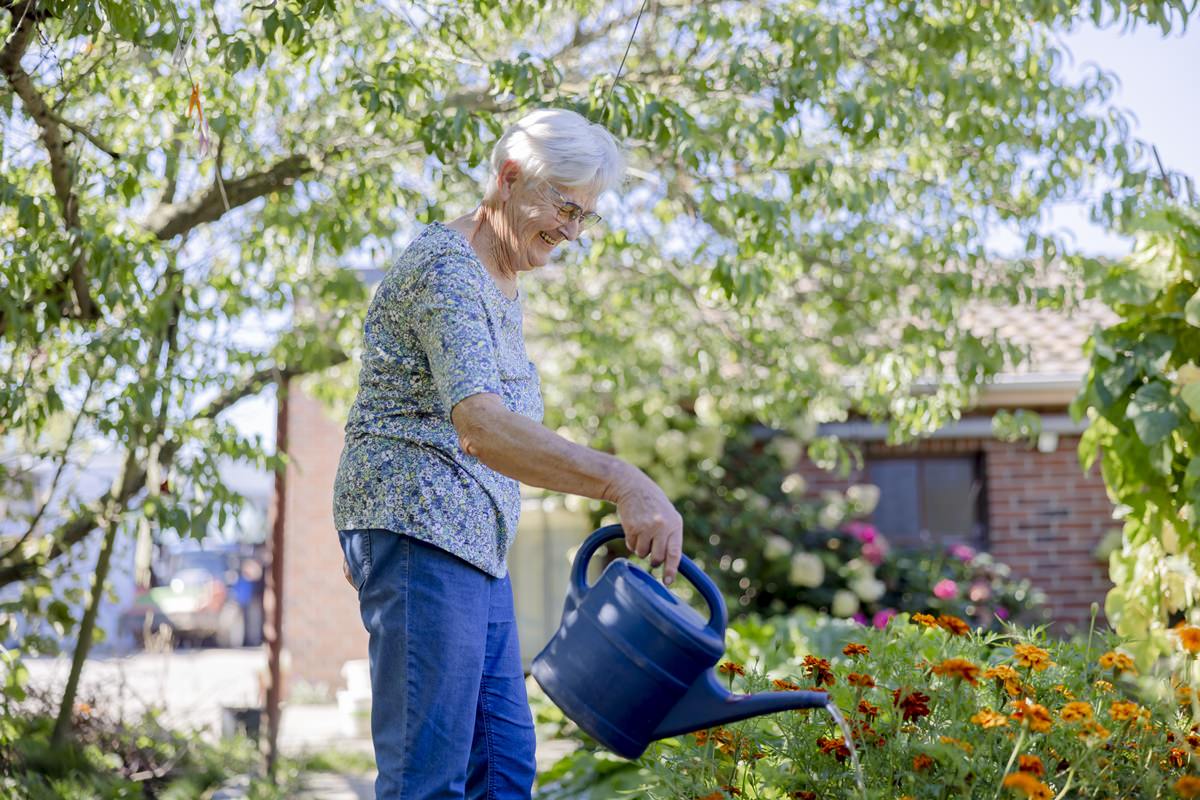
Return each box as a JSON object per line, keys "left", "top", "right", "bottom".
{"left": 277, "top": 293, "right": 1119, "bottom": 695}
{"left": 794, "top": 298, "right": 1120, "bottom": 630}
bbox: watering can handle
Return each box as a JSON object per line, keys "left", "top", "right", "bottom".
{"left": 569, "top": 524, "right": 727, "bottom": 640}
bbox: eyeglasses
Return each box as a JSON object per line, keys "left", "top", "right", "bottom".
{"left": 541, "top": 182, "right": 602, "bottom": 232}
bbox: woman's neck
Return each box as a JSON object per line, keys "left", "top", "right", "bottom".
{"left": 448, "top": 208, "right": 519, "bottom": 299}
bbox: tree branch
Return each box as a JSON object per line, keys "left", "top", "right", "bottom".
{"left": 143, "top": 151, "right": 328, "bottom": 240}
{"left": 0, "top": 346, "right": 349, "bottom": 589}
{"left": 1, "top": 0, "right": 94, "bottom": 324}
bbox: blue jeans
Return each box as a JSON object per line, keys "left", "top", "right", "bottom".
{"left": 339, "top": 529, "right": 536, "bottom": 800}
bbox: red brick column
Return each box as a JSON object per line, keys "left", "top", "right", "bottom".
{"left": 280, "top": 390, "right": 368, "bottom": 696}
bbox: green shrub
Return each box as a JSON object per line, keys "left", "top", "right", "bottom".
{"left": 535, "top": 609, "right": 1200, "bottom": 799}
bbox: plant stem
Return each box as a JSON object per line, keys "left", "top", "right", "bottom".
{"left": 990, "top": 725, "right": 1027, "bottom": 800}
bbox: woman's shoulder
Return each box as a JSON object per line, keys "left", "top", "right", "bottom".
{"left": 386, "top": 222, "right": 487, "bottom": 295}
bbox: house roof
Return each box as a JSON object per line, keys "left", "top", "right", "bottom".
{"left": 960, "top": 296, "right": 1119, "bottom": 381}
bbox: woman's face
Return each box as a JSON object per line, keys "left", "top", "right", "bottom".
{"left": 499, "top": 172, "right": 598, "bottom": 274}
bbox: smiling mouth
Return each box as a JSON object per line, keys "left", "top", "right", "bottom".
{"left": 538, "top": 231, "right": 561, "bottom": 246}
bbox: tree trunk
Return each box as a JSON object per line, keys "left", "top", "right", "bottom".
{"left": 51, "top": 512, "right": 119, "bottom": 746}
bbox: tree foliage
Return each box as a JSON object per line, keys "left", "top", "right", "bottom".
{"left": 0, "top": 0, "right": 1195, "bottom": 737}
{"left": 1073, "top": 200, "right": 1200, "bottom": 666}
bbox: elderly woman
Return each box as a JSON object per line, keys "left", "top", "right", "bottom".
{"left": 333, "top": 108, "right": 683, "bottom": 799}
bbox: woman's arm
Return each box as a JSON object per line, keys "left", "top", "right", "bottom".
{"left": 452, "top": 392, "right": 684, "bottom": 584}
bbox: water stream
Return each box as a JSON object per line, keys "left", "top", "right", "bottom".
{"left": 825, "top": 701, "right": 867, "bottom": 797}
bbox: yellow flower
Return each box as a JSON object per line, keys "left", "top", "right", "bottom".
{"left": 937, "top": 614, "right": 971, "bottom": 636}
{"left": 939, "top": 735, "right": 974, "bottom": 754}
{"left": 1079, "top": 720, "right": 1111, "bottom": 742}
{"left": 971, "top": 708, "right": 1010, "bottom": 729}
{"left": 1059, "top": 702, "right": 1093, "bottom": 723}
{"left": 1179, "top": 626, "right": 1200, "bottom": 655}
{"left": 1013, "top": 643, "right": 1053, "bottom": 672}
{"left": 984, "top": 664, "right": 1024, "bottom": 697}
{"left": 1010, "top": 698, "right": 1054, "bottom": 733}
{"left": 1002, "top": 771, "right": 1053, "bottom": 799}
{"left": 911, "top": 612, "right": 938, "bottom": 628}
{"left": 1109, "top": 700, "right": 1141, "bottom": 722}
{"left": 932, "top": 657, "right": 981, "bottom": 686}
{"left": 718, "top": 661, "right": 746, "bottom": 677}
{"left": 1093, "top": 679, "right": 1114, "bottom": 693}
{"left": 1052, "top": 684, "right": 1075, "bottom": 699}
{"left": 1097, "top": 650, "right": 1136, "bottom": 673}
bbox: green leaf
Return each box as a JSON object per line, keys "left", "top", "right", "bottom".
{"left": 1186, "top": 288, "right": 1200, "bottom": 327}
{"left": 1126, "top": 381, "right": 1180, "bottom": 446}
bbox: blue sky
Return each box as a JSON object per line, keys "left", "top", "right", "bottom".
{"left": 227, "top": 15, "right": 1200, "bottom": 445}
{"left": 1050, "top": 18, "right": 1200, "bottom": 254}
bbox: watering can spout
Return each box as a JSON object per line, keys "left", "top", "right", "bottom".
{"left": 652, "top": 668, "right": 831, "bottom": 740}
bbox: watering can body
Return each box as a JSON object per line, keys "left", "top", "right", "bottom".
{"left": 531, "top": 525, "right": 829, "bottom": 760}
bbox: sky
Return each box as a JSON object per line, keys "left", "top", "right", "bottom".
{"left": 225, "top": 14, "right": 1200, "bottom": 447}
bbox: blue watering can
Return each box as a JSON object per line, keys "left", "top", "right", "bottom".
{"left": 531, "top": 524, "right": 830, "bottom": 759}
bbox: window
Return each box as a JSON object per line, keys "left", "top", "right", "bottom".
{"left": 866, "top": 455, "right": 986, "bottom": 548}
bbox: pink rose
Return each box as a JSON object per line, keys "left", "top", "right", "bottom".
{"left": 872, "top": 608, "right": 897, "bottom": 629}
{"left": 933, "top": 579, "right": 958, "bottom": 600}
{"left": 948, "top": 544, "right": 976, "bottom": 562}
{"left": 844, "top": 521, "right": 879, "bottom": 544}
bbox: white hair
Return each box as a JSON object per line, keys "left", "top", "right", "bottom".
{"left": 485, "top": 108, "right": 625, "bottom": 201}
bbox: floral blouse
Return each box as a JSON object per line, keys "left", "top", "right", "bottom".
{"left": 332, "top": 221, "right": 544, "bottom": 578}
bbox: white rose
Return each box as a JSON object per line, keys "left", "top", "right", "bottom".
{"left": 850, "top": 575, "right": 886, "bottom": 603}
{"left": 832, "top": 589, "right": 860, "bottom": 618}
{"left": 764, "top": 534, "right": 794, "bottom": 561}
{"left": 789, "top": 552, "right": 825, "bottom": 588}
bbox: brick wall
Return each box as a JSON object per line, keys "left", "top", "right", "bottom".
{"left": 793, "top": 433, "right": 1117, "bottom": 630}
{"left": 280, "top": 389, "right": 368, "bottom": 697}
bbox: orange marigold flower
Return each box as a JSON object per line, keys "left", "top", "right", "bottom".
{"left": 1180, "top": 627, "right": 1200, "bottom": 654}
{"left": 937, "top": 614, "right": 971, "bottom": 636}
{"left": 911, "top": 612, "right": 938, "bottom": 628}
{"left": 1013, "top": 643, "right": 1053, "bottom": 672}
{"left": 718, "top": 661, "right": 746, "bottom": 677}
{"left": 932, "top": 657, "right": 981, "bottom": 686}
{"left": 912, "top": 753, "right": 935, "bottom": 772}
{"left": 1097, "top": 650, "right": 1136, "bottom": 673}
{"left": 1052, "top": 684, "right": 1075, "bottom": 699}
{"left": 842, "top": 642, "right": 870, "bottom": 657}
{"left": 1179, "top": 685, "right": 1194, "bottom": 705}
{"left": 984, "top": 664, "right": 1024, "bottom": 697}
{"left": 1188, "top": 732, "right": 1200, "bottom": 751}
{"left": 1002, "top": 772, "right": 1053, "bottom": 800}
{"left": 772, "top": 678, "right": 803, "bottom": 692}
{"left": 695, "top": 792, "right": 724, "bottom": 800}
{"left": 817, "top": 735, "right": 850, "bottom": 762}
{"left": 847, "top": 672, "right": 876, "bottom": 688}
{"left": 1018, "top": 754, "right": 1045, "bottom": 776}
{"left": 971, "top": 708, "right": 1010, "bottom": 729}
{"left": 940, "top": 735, "right": 974, "bottom": 753}
{"left": 858, "top": 699, "right": 880, "bottom": 719}
{"left": 1109, "top": 700, "right": 1141, "bottom": 721}
{"left": 719, "top": 785, "right": 742, "bottom": 796}
{"left": 1176, "top": 775, "right": 1200, "bottom": 799}
{"left": 1169, "top": 747, "right": 1188, "bottom": 768}
{"left": 803, "top": 655, "right": 835, "bottom": 687}
{"left": 790, "top": 792, "right": 817, "bottom": 800}
{"left": 1079, "top": 720, "right": 1110, "bottom": 742}
{"left": 1059, "top": 702, "right": 1093, "bottom": 723}
{"left": 892, "top": 688, "right": 932, "bottom": 721}
{"left": 1093, "top": 679, "right": 1114, "bottom": 693}
{"left": 1010, "top": 699, "right": 1054, "bottom": 733}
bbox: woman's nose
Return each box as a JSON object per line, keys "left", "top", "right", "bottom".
{"left": 559, "top": 217, "right": 582, "bottom": 241}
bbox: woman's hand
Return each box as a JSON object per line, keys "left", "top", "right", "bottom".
{"left": 608, "top": 465, "right": 684, "bottom": 585}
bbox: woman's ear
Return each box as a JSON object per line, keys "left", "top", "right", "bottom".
{"left": 496, "top": 159, "right": 521, "bottom": 201}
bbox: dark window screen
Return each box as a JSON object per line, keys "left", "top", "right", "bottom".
{"left": 866, "top": 456, "right": 985, "bottom": 548}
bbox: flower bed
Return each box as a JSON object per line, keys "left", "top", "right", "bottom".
{"left": 533, "top": 610, "right": 1200, "bottom": 799}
